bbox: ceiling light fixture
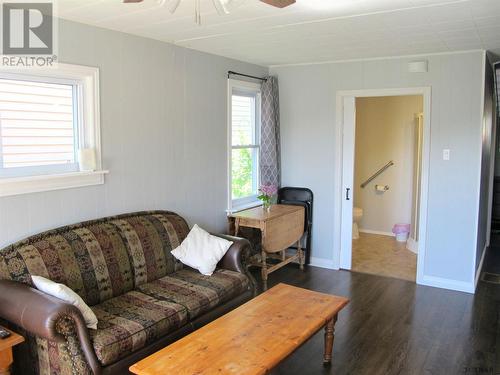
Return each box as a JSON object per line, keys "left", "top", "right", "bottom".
{"left": 124, "top": 0, "right": 296, "bottom": 25}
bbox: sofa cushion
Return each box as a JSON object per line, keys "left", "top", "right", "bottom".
{"left": 136, "top": 268, "right": 250, "bottom": 320}
{"left": 0, "top": 211, "right": 189, "bottom": 306}
{"left": 109, "top": 212, "right": 188, "bottom": 287}
{"left": 90, "top": 290, "right": 188, "bottom": 366}
{"left": 0, "top": 223, "right": 136, "bottom": 306}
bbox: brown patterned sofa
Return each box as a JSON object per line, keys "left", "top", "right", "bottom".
{"left": 0, "top": 211, "right": 254, "bottom": 375}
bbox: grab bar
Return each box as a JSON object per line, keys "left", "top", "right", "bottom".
{"left": 360, "top": 160, "right": 394, "bottom": 188}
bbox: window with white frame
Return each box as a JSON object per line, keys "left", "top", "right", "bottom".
{"left": 228, "top": 80, "right": 261, "bottom": 210}
{"left": 0, "top": 77, "right": 80, "bottom": 177}
{"left": 0, "top": 64, "right": 104, "bottom": 197}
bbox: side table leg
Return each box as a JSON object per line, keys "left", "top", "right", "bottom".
{"left": 234, "top": 218, "right": 240, "bottom": 236}
{"left": 298, "top": 241, "right": 304, "bottom": 271}
{"left": 0, "top": 348, "right": 13, "bottom": 375}
{"left": 261, "top": 249, "right": 268, "bottom": 291}
{"left": 323, "top": 315, "right": 337, "bottom": 366}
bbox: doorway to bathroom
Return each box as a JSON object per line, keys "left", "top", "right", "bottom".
{"left": 336, "top": 88, "right": 431, "bottom": 284}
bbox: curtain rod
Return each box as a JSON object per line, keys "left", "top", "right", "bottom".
{"left": 227, "top": 71, "right": 267, "bottom": 82}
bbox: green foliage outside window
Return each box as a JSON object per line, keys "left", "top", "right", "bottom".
{"left": 232, "top": 131, "right": 255, "bottom": 199}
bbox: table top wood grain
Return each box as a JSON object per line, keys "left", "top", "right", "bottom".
{"left": 0, "top": 327, "right": 24, "bottom": 352}
{"left": 130, "top": 283, "right": 349, "bottom": 375}
{"left": 228, "top": 204, "right": 303, "bottom": 222}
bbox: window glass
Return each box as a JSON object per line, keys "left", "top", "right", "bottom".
{"left": 229, "top": 83, "right": 261, "bottom": 208}
{"left": 0, "top": 78, "right": 78, "bottom": 177}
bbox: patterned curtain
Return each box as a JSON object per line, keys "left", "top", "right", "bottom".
{"left": 260, "top": 76, "right": 281, "bottom": 187}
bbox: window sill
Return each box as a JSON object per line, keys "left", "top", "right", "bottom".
{"left": 0, "top": 170, "right": 109, "bottom": 198}
{"left": 227, "top": 200, "right": 262, "bottom": 214}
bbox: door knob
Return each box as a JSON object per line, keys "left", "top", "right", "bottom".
{"left": 346, "top": 188, "right": 350, "bottom": 200}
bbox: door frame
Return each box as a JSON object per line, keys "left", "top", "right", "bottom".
{"left": 334, "top": 87, "right": 432, "bottom": 285}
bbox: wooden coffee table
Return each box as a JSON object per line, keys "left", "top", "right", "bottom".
{"left": 0, "top": 327, "right": 24, "bottom": 375}
{"left": 130, "top": 283, "right": 349, "bottom": 375}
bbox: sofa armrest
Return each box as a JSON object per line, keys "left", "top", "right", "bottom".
{"left": 214, "top": 234, "right": 257, "bottom": 297}
{"left": 0, "top": 280, "right": 101, "bottom": 375}
{"left": 214, "top": 234, "right": 251, "bottom": 273}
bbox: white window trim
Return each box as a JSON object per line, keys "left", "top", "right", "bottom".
{"left": 0, "top": 170, "right": 108, "bottom": 197}
{"left": 227, "top": 78, "right": 262, "bottom": 212}
{"left": 0, "top": 63, "right": 107, "bottom": 197}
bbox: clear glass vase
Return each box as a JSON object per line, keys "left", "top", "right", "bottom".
{"left": 262, "top": 201, "right": 271, "bottom": 212}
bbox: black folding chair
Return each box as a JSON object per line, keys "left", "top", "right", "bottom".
{"left": 277, "top": 187, "right": 313, "bottom": 265}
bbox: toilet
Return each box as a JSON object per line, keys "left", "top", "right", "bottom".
{"left": 353, "top": 207, "right": 363, "bottom": 240}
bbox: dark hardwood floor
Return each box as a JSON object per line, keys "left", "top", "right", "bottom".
{"left": 250, "top": 252, "right": 500, "bottom": 375}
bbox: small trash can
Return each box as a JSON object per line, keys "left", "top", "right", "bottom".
{"left": 392, "top": 224, "right": 410, "bottom": 242}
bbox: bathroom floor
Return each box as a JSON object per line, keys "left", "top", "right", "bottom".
{"left": 352, "top": 232, "right": 417, "bottom": 281}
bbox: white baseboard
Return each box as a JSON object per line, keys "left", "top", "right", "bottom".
{"left": 474, "top": 245, "right": 487, "bottom": 288}
{"left": 309, "top": 257, "right": 337, "bottom": 270}
{"left": 359, "top": 229, "right": 394, "bottom": 237}
{"left": 419, "top": 274, "right": 474, "bottom": 294}
{"left": 407, "top": 238, "right": 418, "bottom": 254}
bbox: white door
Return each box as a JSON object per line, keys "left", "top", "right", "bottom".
{"left": 340, "top": 96, "right": 356, "bottom": 269}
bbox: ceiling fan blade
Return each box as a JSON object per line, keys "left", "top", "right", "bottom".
{"left": 123, "top": 0, "right": 143, "bottom": 3}
{"left": 212, "top": 0, "right": 229, "bottom": 15}
{"left": 167, "top": 0, "right": 181, "bottom": 13}
{"left": 212, "top": 0, "right": 245, "bottom": 15}
{"left": 260, "top": 0, "right": 295, "bottom": 8}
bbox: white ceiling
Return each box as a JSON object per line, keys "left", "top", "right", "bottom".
{"left": 57, "top": 0, "right": 500, "bottom": 66}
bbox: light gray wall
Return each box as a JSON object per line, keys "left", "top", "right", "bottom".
{"left": 271, "top": 51, "right": 485, "bottom": 287}
{"left": 495, "top": 70, "right": 500, "bottom": 177}
{"left": 487, "top": 51, "right": 500, "bottom": 177}
{"left": 0, "top": 19, "right": 267, "bottom": 248}
{"left": 476, "top": 55, "right": 496, "bottom": 271}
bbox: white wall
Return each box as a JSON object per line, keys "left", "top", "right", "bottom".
{"left": 0, "top": 19, "right": 268, "bottom": 248}
{"left": 271, "top": 51, "right": 485, "bottom": 292}
{"left": 354, "top": 96, "right": 423, "bottom": 235}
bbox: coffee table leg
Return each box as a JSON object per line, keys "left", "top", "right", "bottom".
{"left": 0, "top": 348, "right": 13, "bottom": 375}
{"left": 323, "top": 315, "right": 337, "bottom": 365}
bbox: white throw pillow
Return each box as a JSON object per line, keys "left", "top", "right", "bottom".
{"left": 31, "top": 275, "right": 98, "bottom": 330}
{"left": 171, "top": 224, "right": 233, "bottom": 276}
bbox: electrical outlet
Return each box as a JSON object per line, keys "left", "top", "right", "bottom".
{"left": 443, "top": 149, "right": 450, "bottom": 161}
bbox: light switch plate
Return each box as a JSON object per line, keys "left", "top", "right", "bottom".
{"left": 443, "top": 149, "right": 450, "bottom": 161}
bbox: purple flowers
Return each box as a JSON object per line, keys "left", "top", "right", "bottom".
{"left": 259, "top": 184, "right": 278, "bottom": 197}
{"left": 258, "top": 184, "right": 277, "bottom": 210}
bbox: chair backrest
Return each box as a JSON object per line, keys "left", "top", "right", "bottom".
{"left": 0, "top": 211, "right": 189, "bottom": 306}
{"left": 277, "top": 187, "right": 313, "bottom": 229}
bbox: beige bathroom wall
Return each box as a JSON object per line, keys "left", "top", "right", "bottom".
{"left": 354, "top": 95, "right": 423, "bottom": 235}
